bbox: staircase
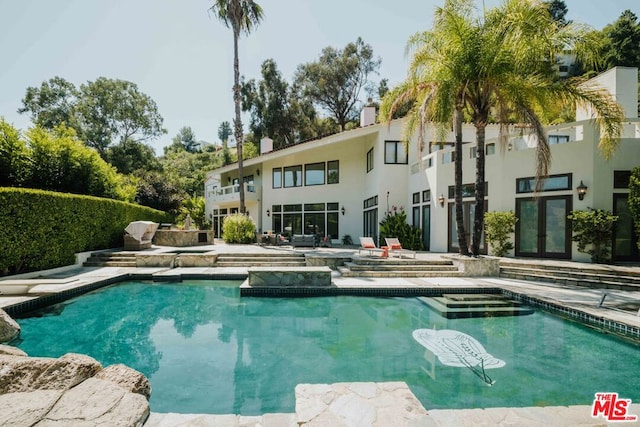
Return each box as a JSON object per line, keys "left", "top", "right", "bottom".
{"left": 499, "top": 260, "right": 640, "bottom": 291}
{"left": 83, "top": 252, "right": 137, "bottom": 267}
{"left": 215, "top": 252, "right": 307, "bottom": 268}
{"left": 418, "top": 294, "right": 534, "bottom": 319}
{"left": 337, "top": 258, "right": 461, "bottom": 278}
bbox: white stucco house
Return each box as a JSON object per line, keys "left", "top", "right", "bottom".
{"left": 204, "top": 67, "right": 640, "bottom": 263}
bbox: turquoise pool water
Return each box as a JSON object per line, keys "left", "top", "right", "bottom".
{"left": 14, "top": 280, "right": 640, "bottom": 415}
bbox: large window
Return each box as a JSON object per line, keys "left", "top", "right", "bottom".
{"left": 516, "top": 174, "right": 571, "bottom": 193}
{"left": 305, "top": 162, "right": 325, "bottom": 186}
{"left": 366, "top": 148, "right": 374, "bottom": 172}
{"left": 284, "top": 165, "right": 302, "bottom": 187}
{"left": 270, "top": 202, "right": 339, "bottom": 239}
{"left": 327, "top": 160, "right": 339, "bottom": 184}
{"left": 385, "top": 141, "right": 408, "bottom": 164}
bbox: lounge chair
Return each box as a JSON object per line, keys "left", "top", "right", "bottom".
{"left": 385, "top": 237, "right": 416, "bottom": 259}
{"left": 358, "top": 237, "right": 385, "bottom": 256}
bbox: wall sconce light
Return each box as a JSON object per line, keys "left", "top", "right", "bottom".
{"left": 266, "top": 209, "right": 270, "bottom": 217}
{"left": 507, "top": 142, "right": 513, "bottom": 151}
{"left": 341, "top": 206, "right": 346, "bottom": 215}
{"left": 256, "top": 169, "right": 260, "bottom": 176}
{"left": 576, "top": 180, "right": 588, "bottom": 201}
{"left": 438, "top": 194, "right": 445, "bottom": 207}
{"left": 227, "top": 177, "right": 231, "bottom": 184}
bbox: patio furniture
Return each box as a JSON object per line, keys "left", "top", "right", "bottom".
{"left": 358, "top": 237, "right": 385, "bottom": 256}
{"left": 124, "top": 221, "right": 159, "bottom": 250}
{"left": 292, "top": 234, "right": 316, "bottom": 248}
{"left": 384, "top": 237, "right": 416, "bottom": 259}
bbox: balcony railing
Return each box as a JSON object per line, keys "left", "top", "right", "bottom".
{"left": 207, "top": 182, "right": 258, "bottom": 204}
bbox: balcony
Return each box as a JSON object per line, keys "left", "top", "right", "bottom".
{"left": 207, "top": 182, "right": 260, "bottom": 205}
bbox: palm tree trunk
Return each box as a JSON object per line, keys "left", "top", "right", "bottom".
{"left": 454, "top": 107, "right": 469, "bottom": 256}
{"left": 233, "top": 28, "right": 246, "bottom": 214}
{"left": 471, "top": 123, "right": 486, "bottom": 256}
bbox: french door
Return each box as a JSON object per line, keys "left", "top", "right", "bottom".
{"left": 613, "top": 194, "right": 639, "bottom": 262}
{"left": 515, "top": 195, "right": 572, "bottom": 259}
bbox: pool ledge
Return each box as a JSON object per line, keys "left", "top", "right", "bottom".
{"left": 145, "top": 381, "right": 640, "bottom": 426}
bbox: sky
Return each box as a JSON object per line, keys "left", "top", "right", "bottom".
{"left": 0, "top": 0, "right": 638, "bottom": 154}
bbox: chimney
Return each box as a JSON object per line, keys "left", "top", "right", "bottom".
{"left": 360, "top": 99, "right": 376, "bottom": 127}
{"left": 260, "top": 137, "right": 273, "bottom": 154}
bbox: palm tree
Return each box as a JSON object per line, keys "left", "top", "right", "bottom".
{"left": 382, "top": 0, "right": 624, "bottom": 256}
{"left": 210, "top": 0, "right": 264, "bottom": 214}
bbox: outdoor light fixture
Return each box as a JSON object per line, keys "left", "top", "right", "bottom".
{"left": 438, "top": 194, "right": 445, "bottom": 207}
{"left": 257, "top": 169, "right": 260, "bottom": 176}
{"left": 227, "top": 177, "right": 231, "bottom": 183}
{"left": 341, "top": 206, "right": 346, "bottom": 215}
{"left": 576, "top": 181, "right": 588, "bottom": 201}
{"left": 266, "top": 209, "right": 270, "bottom": 217}
{"left": 507, "top": 142, "right": 513, "bottom": 151}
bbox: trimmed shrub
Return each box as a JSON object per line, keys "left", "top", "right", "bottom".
{"left": 222, "top": 213, "right": 256, "bottom": 244}
{"left": 0, "top": 187, "right": 172, "bottom": 275}
{"left": 484, "top": 211, "right": 518, "bottom": 257}
{"left": 567, "top": 208, "right": 618, "bottom": 264}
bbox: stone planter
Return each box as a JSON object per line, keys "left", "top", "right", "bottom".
{"left": 442, "top": 254, "right": 500, "bottom": 277}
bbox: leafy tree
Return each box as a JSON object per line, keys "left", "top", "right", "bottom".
{"left": 135, "top": 171, "right": 184, "bottom": 214}
{"left": 568, "top": 208, "right": 619, "bottom": 263}
{"left": 242, "top": 59, "right": 320, "bottom": 148}
{"left": 106, "top": 139, "right": 160, "bottom": 175}
{"left": 160, "top": 150, "right": 222, "bottom": 196}
{"left": 164, "top": 126, "right": 201, "bottom": 155}
{"left": 294, "top": 37, "right": 381, "bottom": 131}
{"left": 382, "top": 0, "right": 624, "bottom": 256}
{"left": 209, "top": 0, "right": 264, "bottom": 215}
{"left": 18, "top": 77, "right": 166, "bottom": 158}
{"left": 484, "top": 211, "right": 518, "bottom": 257}
{"left": 179, "top": 194, "right": 207, "bottom": 229}
{"left": 601, "top": 10, "right": 640, "bottom": 69}
{"left": 75, "top": 77, "right": 166, "bottom": 155}
{"left": 0, "top": 118, "right": 29, "bottom": 186}
{"left": 544, "top": 0, "right": 569, "bottom": 27}
{"left": 17, "top": 76, "right": 79, "bottom": 130}
{"left": 218, "top": 121, "right": 232, "bottom": 149}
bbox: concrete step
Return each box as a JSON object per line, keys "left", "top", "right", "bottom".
{"left": 500, "top": 265, "right": 640, "bottom": 285}
{"left": 217, "top": 261, "right": 307, "bottom": 267}
{"left": 343, "top": 262, "right": 458, "bottom": 272}
{"left": 217, "top": 253, "right": 305, "bottom": 259}
{"left": 500, "top": 270, "right": 640, "bottom": 291}
{"left": 351, "top": 258, "right": 453, "bottom": 266}
{"left": 83, "top": 261, "right": 137, "bottom": 267}
{"left": 337, "top": 267, "right": 463, "bottom": 278}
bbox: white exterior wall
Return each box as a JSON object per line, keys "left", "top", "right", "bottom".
{"left": 205, "top": 67, "right": 639, "bottom": 261}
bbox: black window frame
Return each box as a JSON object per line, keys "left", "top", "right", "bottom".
{"left": 384, "top": 140, "right": 408, "bottom": 164}
{"left": 516, "top": 173, "right": 572, "bottom": 194}
{"left": 366, "top": 148, "right": 374, "bottom": 172}
{"left": 327, "top": 160, "right": 339, "bottom": 184}
{"left": 283, "top": 165, "right": 303, "bottom": 188}
{"left": 304, "top": 162, "right": 325, "bottom": 186}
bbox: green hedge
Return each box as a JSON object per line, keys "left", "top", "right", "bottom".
{"left": 0, "top": 187, "right": 172, "bottom": 274}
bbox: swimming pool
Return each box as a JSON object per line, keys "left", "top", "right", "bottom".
{"left": 13, "top": 280, "right": 640, "bottom": 415}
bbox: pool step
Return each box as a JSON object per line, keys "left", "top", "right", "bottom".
{"left": 83, "top": 252, "right": 137, "bottom": 267}
{"left": 499, "top": 260, "right": 640, "bottom": 291}
{"left": 418, "top": 294, "right": 534, "bottom": 318}
{"left": 338, "top": 258, "right": 461, "bottom": 278}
